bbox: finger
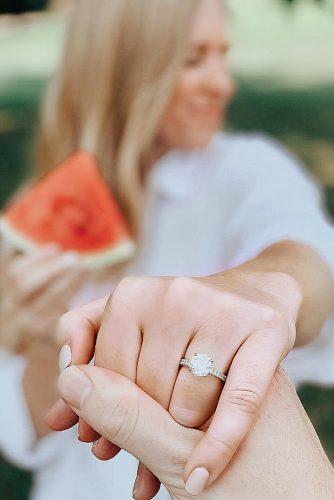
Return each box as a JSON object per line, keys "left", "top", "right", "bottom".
{"left": 168, "top": 331, "right": 237, "bottom": 428}
{"left": 91, "top": 285, "right": 142, "bottom": 460}
{"left": 184, "top": 329, "right": 285, "bottom": 494}
{"left": 45, "top": 398, "right": 79, "bottom": 431}
{"left": 136, "top": 313, "right": 194, "bottom": 409}
{"left": 131, "top": 280, "right": 201, "bottom": 497}
{"left": 32, "top": 267, "right": 87, "bottom": 316}
{"left": 1, "top": 244, "right": 60, "bottom": 312}
{"left": 6, "top": 244, "right": 60, "bottom": 275}
{"left": 132, "top": 463, "right": 161, "bottom": 500}
{"left": 78, "top": 419, "right": 100, "bottom": 443}
{"left": 47, "top": 297, "right": 108, "bottom": 431}
{"left": 10, "top": 252, "right": 84, "bottom": 302}
{"left": 58, "top": 365, "right": 201, "bottom": 485}
{"left": 57, "top": 296, "right": 108, "bottom": 362}
{"left": 91, "top": 437, "right": 121, "bottom": 460}
{"left": 94, "top": 283, "right": 143, "bottom": 375}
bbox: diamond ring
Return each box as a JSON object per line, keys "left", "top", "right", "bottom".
{"left": 180, "top": 353, "right": 227, "bottom": 382}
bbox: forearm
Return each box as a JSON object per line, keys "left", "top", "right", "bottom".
{"left": 22, "top": 340, "right": 59, "bottom": 439}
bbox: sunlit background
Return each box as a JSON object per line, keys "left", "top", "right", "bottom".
{"left": 0, "top": 0, "right": 333, "bottom": 498}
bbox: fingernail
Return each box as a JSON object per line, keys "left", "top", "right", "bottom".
{"left": 91, "top": 441, "right": 99, "bottom": 455}
{"left": 185, "top": 467, "right": 210, "bottom": 496}
{"left": 58, "top": 366, "right": 92, "bottom": 411}
{"left": 132, "top": 475, "right": 141, "bottom": 499}
{"left": 59, "top": 344, "right": 72, "bottom": 372}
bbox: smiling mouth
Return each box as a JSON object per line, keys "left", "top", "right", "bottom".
{"left": 194, "top": 107, "right": 223, "bottom": 121}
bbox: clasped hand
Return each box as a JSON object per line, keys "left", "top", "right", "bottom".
{"left": 47, "top": 270, "right": 301, "bottom": 497}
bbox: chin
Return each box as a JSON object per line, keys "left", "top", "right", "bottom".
{"left": 185, "top": 130, "right": 217, "bottom": 150}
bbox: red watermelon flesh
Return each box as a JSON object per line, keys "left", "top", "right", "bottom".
{"left": 0, "top": 151, "right": 136, "bottom": 268}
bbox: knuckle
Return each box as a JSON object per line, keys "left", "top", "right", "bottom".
{"left": 56, "top": 311, "right": 78, "bottom": 343}
{"left": 117, "top": 276, "right": 139, "bottom": 290}
{"left": 224, "top": 385, "right": 262, "bottom": 415}
{"left": 101, "top": 391, "right": 140, "bottom": 446}
{"left": 206, "top": 431, "right": 234, "bottom": 456}
{"left": 111, "top": 276, "right": 147, "bottom": 304}
{"left": 257, "top": 306, "right": 295, "bottom": 351}
{"left": 106, "top": 277, "right": 142, "bottom": 316}
{"left": 260, "top": 306, "right": 284, "bottom": 330}
{"left": 165, "top": 277, "right": 199, "bottom": 306}
{"left": 58, "top": 311, "right": 73, "bottom": 331}
{"left": 169, "top": 405, "right": 202, "bottom": 428}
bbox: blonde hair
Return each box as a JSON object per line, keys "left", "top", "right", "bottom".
{"left": 35, "top": 0, "right": 199, "bottom": 239}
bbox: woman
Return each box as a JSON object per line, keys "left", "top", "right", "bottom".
{"left": 1, "top": 0, "right": 334, "bottom": 499}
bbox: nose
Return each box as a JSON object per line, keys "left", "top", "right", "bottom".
{"left": 203, "top": 56, "right": 235, "bottom": 101}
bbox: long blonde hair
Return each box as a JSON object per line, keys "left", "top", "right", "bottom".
{"left": 35, "top": 0, "right": 199, "bottom": 239}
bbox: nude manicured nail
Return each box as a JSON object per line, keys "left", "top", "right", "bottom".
{"left": 185, "top": 467, "right": 210, "bottom": 496}
{"left": 132, "top": 475, "right": 140, "bottom": 499}
{"left": 59, "top": 344, "right": 72, "bottom": 372}
{"left": 58, "top": 366, "right": 92, "bottom": 411}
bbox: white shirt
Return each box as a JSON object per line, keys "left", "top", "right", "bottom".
{"left": 1, "top": 132, "right": 334, "bottom": 500}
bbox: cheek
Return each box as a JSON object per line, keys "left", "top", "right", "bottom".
{"left": 159, "top": 79, "right": 202, "bottom": 145}
{"left": 168, "top": 74, "right": 197, "bottom": 124}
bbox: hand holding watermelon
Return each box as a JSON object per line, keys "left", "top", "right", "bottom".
{"left": 0, "top": 242, "right": 87, "bottom": 353}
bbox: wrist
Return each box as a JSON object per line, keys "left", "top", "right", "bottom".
{"left": 204, "top": 268, "right": 303, "bottom": 324}
{"left": 238, "top": 268, "right": 302, "bottom": 322}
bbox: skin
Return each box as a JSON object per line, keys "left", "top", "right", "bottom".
{"left": 56, "top": 363, "right": 334, "bottom": 499}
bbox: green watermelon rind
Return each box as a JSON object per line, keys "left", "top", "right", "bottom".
{"left": 0, "top": 217, "right": 136, "bottom": 269}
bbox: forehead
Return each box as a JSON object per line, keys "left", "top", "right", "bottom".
{"left": 189, "top": 0, "right": 229, "bottom": 45}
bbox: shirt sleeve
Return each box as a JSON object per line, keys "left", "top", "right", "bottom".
{"left": 223, "top": 134, "right": 334, "bottom": 284}
{"left": 0, "top": 351, "right": 68, "bottom": 471}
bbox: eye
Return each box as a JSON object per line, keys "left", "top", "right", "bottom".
{"left": 219, "top": 44, "right": 230, "bottom": 58}
{"left": 184, "top": 55, "right": 202, "bottom": 68}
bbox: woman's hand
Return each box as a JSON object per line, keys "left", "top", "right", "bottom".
{"left": 57, "top": 364, "right": 334, "bottom": 499}
{"left": 48, "top": 269, "right": 302, "bottom": 496}
{"left": 0, "top": 242, "right": 86, "bottom": 352}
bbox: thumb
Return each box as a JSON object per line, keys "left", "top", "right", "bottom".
{"left": 58, "top": 365, "right": 200, "bottom": 490}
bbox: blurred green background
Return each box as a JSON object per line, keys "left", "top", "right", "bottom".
{"left": 0, "top": 0, "right": 334, "bottom": 498}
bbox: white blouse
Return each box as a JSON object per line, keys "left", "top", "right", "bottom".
{"left": 1, "top": 132, "right": 334, "bottom": 500}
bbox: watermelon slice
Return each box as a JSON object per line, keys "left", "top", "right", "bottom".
{"left": 0, "top": 151, "right": 136, "bottom": 269}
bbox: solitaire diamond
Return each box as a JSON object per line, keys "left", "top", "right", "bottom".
{"left": 188, "top": 353, "right": 213, "bottom": 377}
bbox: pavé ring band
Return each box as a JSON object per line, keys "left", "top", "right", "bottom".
{"left": 180, "top": 353, "right": 227, "bottom": 382}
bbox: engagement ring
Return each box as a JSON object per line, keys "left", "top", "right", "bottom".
{"left": 180, "top": 353, "right": 227, "bottom": 382}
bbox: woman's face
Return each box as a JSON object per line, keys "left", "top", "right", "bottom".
{"left": 157, "top": 0, "right": 235, "bottom": 152}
